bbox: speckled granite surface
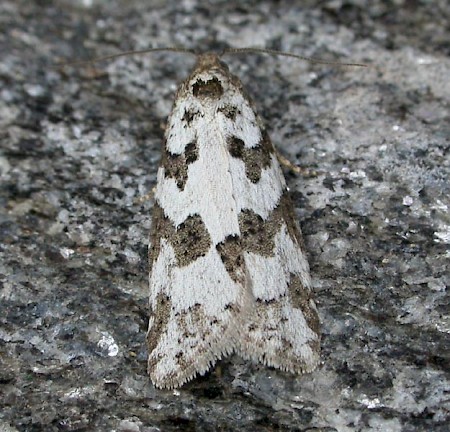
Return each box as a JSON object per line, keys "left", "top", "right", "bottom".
{"left": 0, "top": 1, "right": 449, "bottom": 431}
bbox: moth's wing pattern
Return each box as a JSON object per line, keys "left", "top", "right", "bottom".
{"left": 237, "top": 194, "right": 321, "bottom": 373}
{"left": 147, "top": 59, "right": 253, "bottom": 389}
{"left": 219, "top": 88, "right": 321, "bottom": 374}
{"left": 147, "top": 53, "right": 320, "bottom": 389}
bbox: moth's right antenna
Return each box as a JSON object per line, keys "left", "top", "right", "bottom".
{"left": 222, "top": 47, "right": 368, "bottom": 68}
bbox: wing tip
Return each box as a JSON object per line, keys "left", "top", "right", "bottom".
{"left": 148, "top": 343, "right": 236, "bottom": 389}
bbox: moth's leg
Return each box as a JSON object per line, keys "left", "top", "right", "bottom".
{"left": 134, "top": 187, "right": 156, "bottom": 205}
{"left": 276, "top": 151, "right": 321, "bottom": 177}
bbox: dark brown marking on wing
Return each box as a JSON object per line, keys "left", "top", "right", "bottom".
{"left": 147, "top": 292, "right": 172, "bottom": 361}
{"left": 216, "top": 234, "right": 245, "bottom": 284}
{"left": 227, "top": 129, "right": 274, "bottom": 183}
{"left": 288, "top": 274, "right": 320, "bottom": 335}
{"left": 171, "top": 214, "right": 211, "bottom": 267}
{"left": 161, "top": 139, "right": 198, "bottom": 191}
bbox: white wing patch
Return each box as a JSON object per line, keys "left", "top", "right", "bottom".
{"left": 148, "top": 238, "right": 251, "bottom": 386}
{"left": 238, "top": 224, "right": 319, "bottom": 373}
{"left": 147, "top": 53, "right": 320, "bottom": 389}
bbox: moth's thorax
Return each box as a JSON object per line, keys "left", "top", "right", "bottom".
{"left": 193, "top": 53, "right": 229, "bottom": 73}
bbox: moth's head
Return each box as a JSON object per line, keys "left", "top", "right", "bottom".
{"left": 187, "top": 53, "right": 233, "bottom": 100}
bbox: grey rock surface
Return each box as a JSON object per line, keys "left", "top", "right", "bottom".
{"left": 1, "top": 0, "right": 449, "bottom": 431}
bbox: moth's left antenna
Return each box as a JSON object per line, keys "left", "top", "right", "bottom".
{"left": 55, "top": 47, "right": 196, "bottom": 68}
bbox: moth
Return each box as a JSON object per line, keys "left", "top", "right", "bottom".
{"left": 147, "top": 52, "right": 320, "bottom": 389}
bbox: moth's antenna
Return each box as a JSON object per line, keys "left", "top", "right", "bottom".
{"left": 56, "top": 47, "right": 196, "bottom": 68}
{"left": 222, "top": 47, "right": 368, "bottom": 68}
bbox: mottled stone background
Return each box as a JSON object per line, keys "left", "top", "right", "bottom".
{"left": 1, "top": 1, "right": 448, "bottom": 431}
